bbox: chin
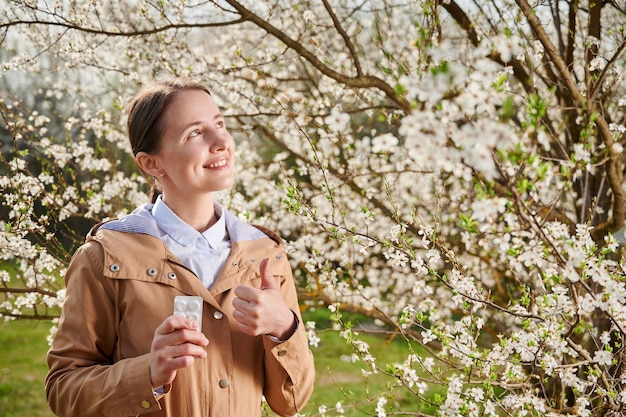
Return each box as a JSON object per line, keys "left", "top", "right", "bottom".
{"left": 216, "top": 181, "right": 235, "bottom": 192}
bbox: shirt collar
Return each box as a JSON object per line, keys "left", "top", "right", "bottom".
{"left": 151, "top": 196, "right": 228, "bottom": 248}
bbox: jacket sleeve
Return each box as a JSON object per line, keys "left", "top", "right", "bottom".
{"left": 45, "top": 241, "right": 161, "bottom": 417}
{"left": 262, "top": 258, "right": 315, "bottom": 417}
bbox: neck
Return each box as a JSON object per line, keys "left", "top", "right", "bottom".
{"left": 162, "top": 192, "right": 217, "bottom": 233}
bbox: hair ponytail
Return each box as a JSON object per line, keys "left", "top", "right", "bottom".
{"left": 150, "top": 183, "right": 162, "bottom": 204}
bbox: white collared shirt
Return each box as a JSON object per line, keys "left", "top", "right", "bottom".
{"left": 151, "top": 196, "right": 231, "bottom": 289}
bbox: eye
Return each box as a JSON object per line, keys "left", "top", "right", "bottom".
{"left": 216, "top": 120, "right": 225, "bottom": 129}
{"left": 189, "top": 129, "right": 201, "bottom": 138}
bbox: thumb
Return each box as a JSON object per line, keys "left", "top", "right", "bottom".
{"left": 259, "top": 257, "right": 278, "bottom": 291}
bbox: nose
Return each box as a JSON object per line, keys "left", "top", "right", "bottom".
{"left": 210, "top": 141, "right": 227, "bottom": 153}
{"left": 209, "top": 134, "right": 231, "bottom": 153}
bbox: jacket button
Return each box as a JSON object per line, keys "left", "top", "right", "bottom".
{"left": 147, "top": 268, "right": 157, "bottom": 276}
{"left": 167, "top": 272, "right": 176, "bottom": 280}
{"left": 218, "top": 379, "right": 229, "bottom": 388}
{"left": 141, "top": 400, "right": 151, "bottom": 409}
{"left": 110, "top": 264, "right": 120, "bottom": 272}
{"left": 213, "top": 311, "right": 224, "bottom": 320}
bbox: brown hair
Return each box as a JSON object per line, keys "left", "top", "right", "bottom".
{"left": 127, "top": 78, "right": 211, "bottom": 203}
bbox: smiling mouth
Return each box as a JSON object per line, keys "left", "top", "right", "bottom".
{"left": 206, "top": 159, "right": 227, "bottom": 168}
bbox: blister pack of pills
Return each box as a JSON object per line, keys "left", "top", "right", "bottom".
{"left": 173, "top": 295, "right": 203, "bottom": 332}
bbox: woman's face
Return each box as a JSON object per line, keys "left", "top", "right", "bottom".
{"left": 153, "top": 89, "right": 236, "bottom": 199}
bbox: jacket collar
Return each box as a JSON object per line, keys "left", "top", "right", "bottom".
{"left": 96, "top": 202, "right": 267, "bottom": 243}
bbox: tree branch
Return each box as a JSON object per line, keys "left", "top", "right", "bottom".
{"left": 0, "top": 286, "right": 58, "bottom": 298}
{"left": 0, "top": 312, "right": 59, "bottom": 320}
{"left": 321, "top": 0, "right": 363, "bottom": 77}
{"left": 439, "top": 0, "right": 534, "bottom": 91}
{"left": 589, "top": 39, "right": 626, "bottom": 102}
{"left": 224, "top": 0, "right": 411, "bottom": 112}
{"left": 565, "top": 0, "right": 578, "bottom": 72}
{"left": 515, "top": 0, "right": 625, "bottom": 237}
{"left": 0, "top": 18, "right": 244, "bottom": 36}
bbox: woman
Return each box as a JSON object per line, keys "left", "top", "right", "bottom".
{"left": 46, "top": 79, "right": 315, "bottom": 416}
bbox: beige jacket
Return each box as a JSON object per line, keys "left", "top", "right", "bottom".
{"left": 46, "top": 215, "right": 314, "bottom": 417}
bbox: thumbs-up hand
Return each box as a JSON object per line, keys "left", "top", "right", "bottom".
{"left": 259, "top": 255, "right": 279, "bottom": 291}
{"left": 232, "top": 257, "right": 296, "bottom": 340}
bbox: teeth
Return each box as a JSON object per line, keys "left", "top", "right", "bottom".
{"left": 208, "top": 159, "right": 227, "bottom": 168}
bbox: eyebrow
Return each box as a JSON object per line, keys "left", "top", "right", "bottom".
{"left": 177, "top": 113, "right": 224, "bottom": 136}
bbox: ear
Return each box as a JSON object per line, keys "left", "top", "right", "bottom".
{"left": 135, "top": 151, "right": 162, "bottom": 177}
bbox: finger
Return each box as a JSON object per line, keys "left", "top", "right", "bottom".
{"left": 152, "top": 345, "right": 206, "bottom": 379}
{"left": 235, "top": 320, "right": 262, "bottom": 337}
{"left": 232, "top": 309, "right": 250, "bottom": 326}
{"left": 156, "top": 315, "right": 201, "bottom": 335}
{"left": 233, "top": 284, "right": 259, "bottom": 302}
{"left": 163, "top": 356, "right": 196, "bottom": 371}
{"left": 259, "top": 257, "right": 278, "bottom": 291}
{"left": 179, "top": 329, "right": 209, "bottom": 347}
{"left": 152, "top": 329, "right": 209, "bottom": 354}
{"left": 168, "top": 342, "right": 208, "bottom": 359}
{"left": 232, "top": 296, "right": 253, "bottom": 314}
{"left": 233, "top": 302, "right": 262, "bottom": 320}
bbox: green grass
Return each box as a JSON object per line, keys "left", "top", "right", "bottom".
{"left": 299, "top": 308, "right": 429, "bottom": 416}
{"left": 0, "top": 319, "right": 54, "bottom": 417}
{"left": 0, "top": 309, "right": 429, "bottom": 417}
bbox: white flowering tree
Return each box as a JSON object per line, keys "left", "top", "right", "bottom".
{"left": 2, "top": 0, "right": 626, "bottom": 415}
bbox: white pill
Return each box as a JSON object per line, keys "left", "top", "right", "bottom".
{"left": 173, "top": 296, "right": 203, "bottom": 332}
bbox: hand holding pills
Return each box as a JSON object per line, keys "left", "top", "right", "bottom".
{"left": 148, "top": 296, "right": 208, "bottom": 389}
